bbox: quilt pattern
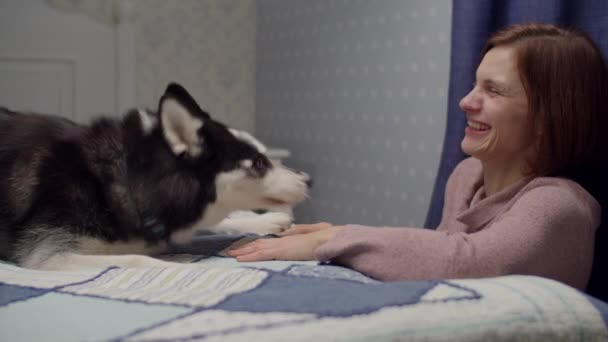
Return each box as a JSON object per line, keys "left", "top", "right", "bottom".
{"left": 1, "top": 256, "right": 607, "bottom": 342}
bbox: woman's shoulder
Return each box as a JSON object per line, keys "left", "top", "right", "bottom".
{"left": 516, "top": 176, "right": 601, "bottom": 226}
{"left": 524, "top": 176, "right": 598, "bottom": 202}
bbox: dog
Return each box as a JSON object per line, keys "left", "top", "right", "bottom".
{"left": 0, "top": 83, "right": 310, "bottom": 270}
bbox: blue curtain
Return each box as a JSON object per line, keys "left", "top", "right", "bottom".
{"left": 426, "top": 0, "right": 608, "bottom": 230}
{"left": 425, "top": 0, "right": 608, "bottom": 299}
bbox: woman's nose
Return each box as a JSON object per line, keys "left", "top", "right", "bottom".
{"left": 459, "top": 88, "right": 481, "bottom": 113}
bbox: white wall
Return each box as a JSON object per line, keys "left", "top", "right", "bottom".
{"left": 132, "top": 0, "right": 256, "bottom": 132}
{"left": 256, "top": 0, "right": 453, "bottom": 226}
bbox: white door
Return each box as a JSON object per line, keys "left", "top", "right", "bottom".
{"left": 0, "top": 0, "right": 134, "bottom": 123}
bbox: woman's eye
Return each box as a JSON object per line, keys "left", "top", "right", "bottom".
{"left": 487, "top": 87, "right": 500, "bottom": 95}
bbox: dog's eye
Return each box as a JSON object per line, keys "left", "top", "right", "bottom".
{"left": 253, "top": 156, "right": 269, "bottom": 171}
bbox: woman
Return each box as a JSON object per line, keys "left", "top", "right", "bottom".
{"left": 228, "top": 23, "right": 608, "bottom": 290}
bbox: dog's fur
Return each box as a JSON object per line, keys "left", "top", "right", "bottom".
{"left": 0, "top": 83, "right": 309, "bottom": 270}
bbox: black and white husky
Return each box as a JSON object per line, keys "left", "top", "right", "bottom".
{"left": 0, "top": 83, "right": 310, "bottom": 270}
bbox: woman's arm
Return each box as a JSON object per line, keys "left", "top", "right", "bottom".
{"left": 315, "top": 182, "right": 599, "bottom": 289}
{"left": 229, "top": 181, "right": 598, "bottom": 290}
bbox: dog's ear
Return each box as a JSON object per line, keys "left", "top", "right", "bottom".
{"left": 159, "top": 83, "right": 209, "bottom": 157}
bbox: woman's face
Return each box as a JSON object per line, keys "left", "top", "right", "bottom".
{"left": 459, "top": 46, "right": 536, "bottom": 164}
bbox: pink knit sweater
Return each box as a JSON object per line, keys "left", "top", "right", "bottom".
{"left": 314, "top": 157, "right": 601, "bottom": 290}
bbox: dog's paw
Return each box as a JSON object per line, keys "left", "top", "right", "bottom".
{"left": 253, "top": 211, "right": 293, "bottom": 234}
{"left": 211, "top": 211, "right": 294, "bottom": 235}
{"left": 238, "top": 211, "right": 293, "bottom": 235}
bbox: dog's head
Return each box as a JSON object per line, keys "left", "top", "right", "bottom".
{"left": 143, "top": 83, "right": 310, "bottom": 214}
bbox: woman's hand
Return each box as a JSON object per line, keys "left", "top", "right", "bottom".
{"left": 226, "top": 224, "right": 340, "bottom": 262}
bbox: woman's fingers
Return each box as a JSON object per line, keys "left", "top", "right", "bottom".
{"left": 235, "top": 249, "right": 279, "bottom": 262}
{"left": 279, "top": 226, "right": 314, "bottom": 236}
{"left": 280, "top": 222, "right": 332, "bottom": 236}
{"left": 226, "top": 240, "right": 282, "bottom": 262}
{"left": 226, "top": 244, "right": 256, "bottom": 257}
{"left": 228, "top": 240, "right": 263, "bottom": 253}
{"left": 226, "top": 238, "right": 282, "bottom": 255}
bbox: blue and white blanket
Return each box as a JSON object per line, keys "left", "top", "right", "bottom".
{"left": 1, "top": 244, "right": 608, "bottom": 341}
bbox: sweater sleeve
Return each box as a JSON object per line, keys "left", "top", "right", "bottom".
{"left": 314, "top": 184, "right": 599, "bottom": 290}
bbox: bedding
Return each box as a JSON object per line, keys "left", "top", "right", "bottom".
{"left": 1, "top": 234, "right": 607, "bottom": 342}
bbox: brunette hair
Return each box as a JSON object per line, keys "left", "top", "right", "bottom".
{"left": 483, "top": 23, "right": 608, "bottom": 178}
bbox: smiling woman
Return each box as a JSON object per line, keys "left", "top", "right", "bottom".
{"left": 227, "top": 23, "right": 608, "bottom": 292}
{"left": 460, "top": 45, "right": 534, "bottom": 197}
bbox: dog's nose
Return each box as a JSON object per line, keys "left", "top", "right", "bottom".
{"left": 293, "top": 169, "right": 313, "bottom": 188}
{"left": 305, "top": 176, "right": 313, "bottom": 188}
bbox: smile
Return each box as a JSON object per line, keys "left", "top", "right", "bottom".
{"left": 467, "top": 120, "right": 491, "bottom": 131}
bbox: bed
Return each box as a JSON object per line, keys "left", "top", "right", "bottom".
{"left": 1, "top": 234, "right": 607, "bottom": 342}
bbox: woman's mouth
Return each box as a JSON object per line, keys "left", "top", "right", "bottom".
{"left": 467, "top": 120, "right": 491, "bottom": 131}
{"left": 465, "top": 120, "right": 491, "bottom": 136}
